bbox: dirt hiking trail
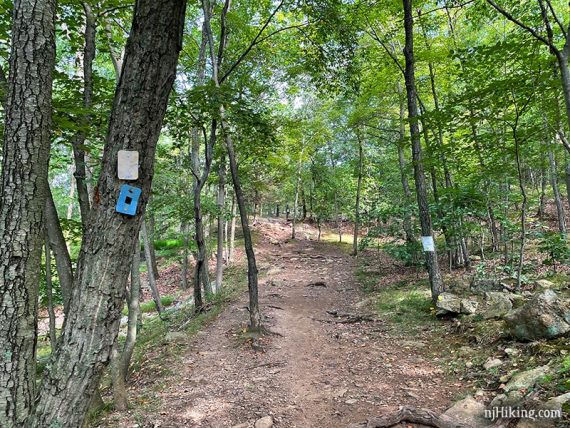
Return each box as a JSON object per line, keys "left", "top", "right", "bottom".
{"left": 102, "top": 219, "right": 463, "bottom": 427}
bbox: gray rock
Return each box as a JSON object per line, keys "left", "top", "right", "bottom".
{"left": 165, "top": 331, "right": 187, "bottom": 343}
{"left": 471, "top": 278, "right": 503, "bottom": 294}
{"left": 443, "top": 395, "right": 490, "bottom": 427}
{"left": 232, "top": 424, "right": 250, "bottom": 428}
{"left": 436, "top": 292, "right": 462, "bottom": 315}
{"left": 505, "top": 290, "right": 570, "bottom": 341}
{"left": 535, "top": 279, "right": 555, "bottom": 290}
{"left": 504, "top": 365, "right": 550, "bottom": 393}
{"left": 483, "top": 358, "right": 503, "bottom": 370}
{"left": 489, "top": 390, "right": 525, "bottom": 408}
{"left": 461, "top": 299, "right": 479, "bottom": 315}
{"left": 482, "top": 292, "right": 513, "bottom": 319}
{"left": 254, "top": 416, "right": 273, "bottom": 428}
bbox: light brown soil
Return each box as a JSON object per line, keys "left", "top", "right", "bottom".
{"left": 99, "top": 219, "right": 464, "bottom": 428}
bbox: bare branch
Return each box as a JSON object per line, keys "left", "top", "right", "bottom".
{"left": 365, "top": 18, "right": 405, "bottom": 76}
{"left": 220, "top": 0, "right": 285, "bottom": 84}
{"left": 544, "top": 0, "right": 567, "bottom": 38}
{"left": 485, "top": 0, "right": 556, "bottom": 51}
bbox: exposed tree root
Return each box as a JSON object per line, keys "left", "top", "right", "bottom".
{"left": 346, "top": 406, "right": 472, "bottom": 428}
{"left": 326, "top": 310, "right": 378, "bottom": 323}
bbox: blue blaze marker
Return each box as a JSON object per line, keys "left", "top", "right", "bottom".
{"left": 115, "top": 184, "right": 142, "bottom": 216}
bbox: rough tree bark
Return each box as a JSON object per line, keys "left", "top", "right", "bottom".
{"left": 0, "top": 1, "right": 56, "bottom": 425}
{"left": 223, "top": 124, "right": 261, "bottom": 330}
{"left": 29, "top": 1, "right": 186, "bottom": 426}
{"left": 45, "top": 188, "right": 74, "bottom": 312}
{"left": 44, "top": 236, "right": 57, "bottom": 350}
{"left": 402, "top": 0, "right": 444, "bottom": 301}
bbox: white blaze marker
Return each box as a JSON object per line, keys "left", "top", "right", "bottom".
{"left": 421, "top": 236, "right": 435, "bottom": 252}
{"left": 118, "top": 150, "right": 139, "bottom": 180}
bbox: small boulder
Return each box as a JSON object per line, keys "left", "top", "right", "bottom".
{"left": 443, "top": 395, "right": 490, "bottom": 427}
{"left": 504, "top": 290, "right": 570, "bottom": 341}
{"left": 483, "top": 358, "right": 503, "bottom": 370}
{"left": 482, "top": 292, "right": 513, "bottom": 319}
{"left": 471, "top": 278, "right": 503, "bottom": 294}
{"left": 254, "top": 416, "right": 273, "bottom": 428}
{"left": 535, "top": 279, "right": 555, "bottom": 290}
{"left": 504, "top": 365, "right": 550, "bottom": 393}
{"left": 461, "top": 299, "right": 479, "bottom": 315}
{"left": 436, "top": 292, "right": 462, "bottom": 315}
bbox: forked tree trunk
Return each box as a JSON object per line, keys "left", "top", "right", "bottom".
{"left": 45, "top": 188, "right": 74, "bottom": 312}
{"left": 111, "top": 246, "right": 142, "bottom": 411}
{"left": 30, "top": 2, "right": 186, "bottom": 425}
{"left": 45, "top": 236, "right": 57, "bottom": 350}
{"left": 402, "top": 0, "right": 444, "bottom": 301}
{"left": 223, "top": 124, "right": 261, "bottom": 330}
{"left": 0, "top": 1, "right": 56, "bottom": 425}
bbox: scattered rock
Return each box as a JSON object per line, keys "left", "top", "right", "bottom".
{"left": 470, "top": 255, "right": 482, "bottom": 262}
{"left": 545, "top": 392, "right": 570, "bottom": 411}
{"left": 504, "top": 365, "right": 550, "bottom": 393}
{"left": 443, "top": 395, "right": 490, "bottom": 427}
{"left": 465, "top": 361, "right": 473, "bottom": 368}
{"left": 345, "top": 399, "right": 358, "bottom": 405}
{"left": 535, "top": 279, "right": 555, "bottom": 290}
{"left": 505, "top": 290, "right": 570, "bottom": 341}
{"left": 483, "top": 358, "right": 503, "bottom": 370}
{"left": 254, "top": 416, "right": 273, "bottom": 428}
{"left": 516, "top": 420, "right": 555, "bottom": 428}
{"left": 436, "top": 292, "right": 462, "bottom": 315}
{"left": 461, "top": 299, "right": 479, "bottom": 315}
{"left": 232, "top": 424, "right": 249, "bottom": 428}
{"left": 504, "top": 347, "right": 519, "bottom": 358}
{"left": 489, "top": 390, "right": 525, "bottom": 408}
{"left": 482, "top": 292, "right": 513, "bottom": 319}
{"left": 165, "top": 331, "right": 187, "bottom": 343}
{"left": 471, "top": 278, "right": 503, "bottom": 294}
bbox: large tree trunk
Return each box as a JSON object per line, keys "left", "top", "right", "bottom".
{"left": 29, "top": 2, "right": 186, "bottom": 426}
{"left": 223, "top": 124, "right": 261, "bottom": 330}
{"left": 402, "top": 0, "right": 444, "bottom": 301}
{"left": 45, "top": 188, "right": 74, "bottom": 312}
{"left": 0, "top": 1, "right": 56, "bottom": 425}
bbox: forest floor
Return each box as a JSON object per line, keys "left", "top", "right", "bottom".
{"left": 97, "top": 218, "right": 471, "bottom": 428}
